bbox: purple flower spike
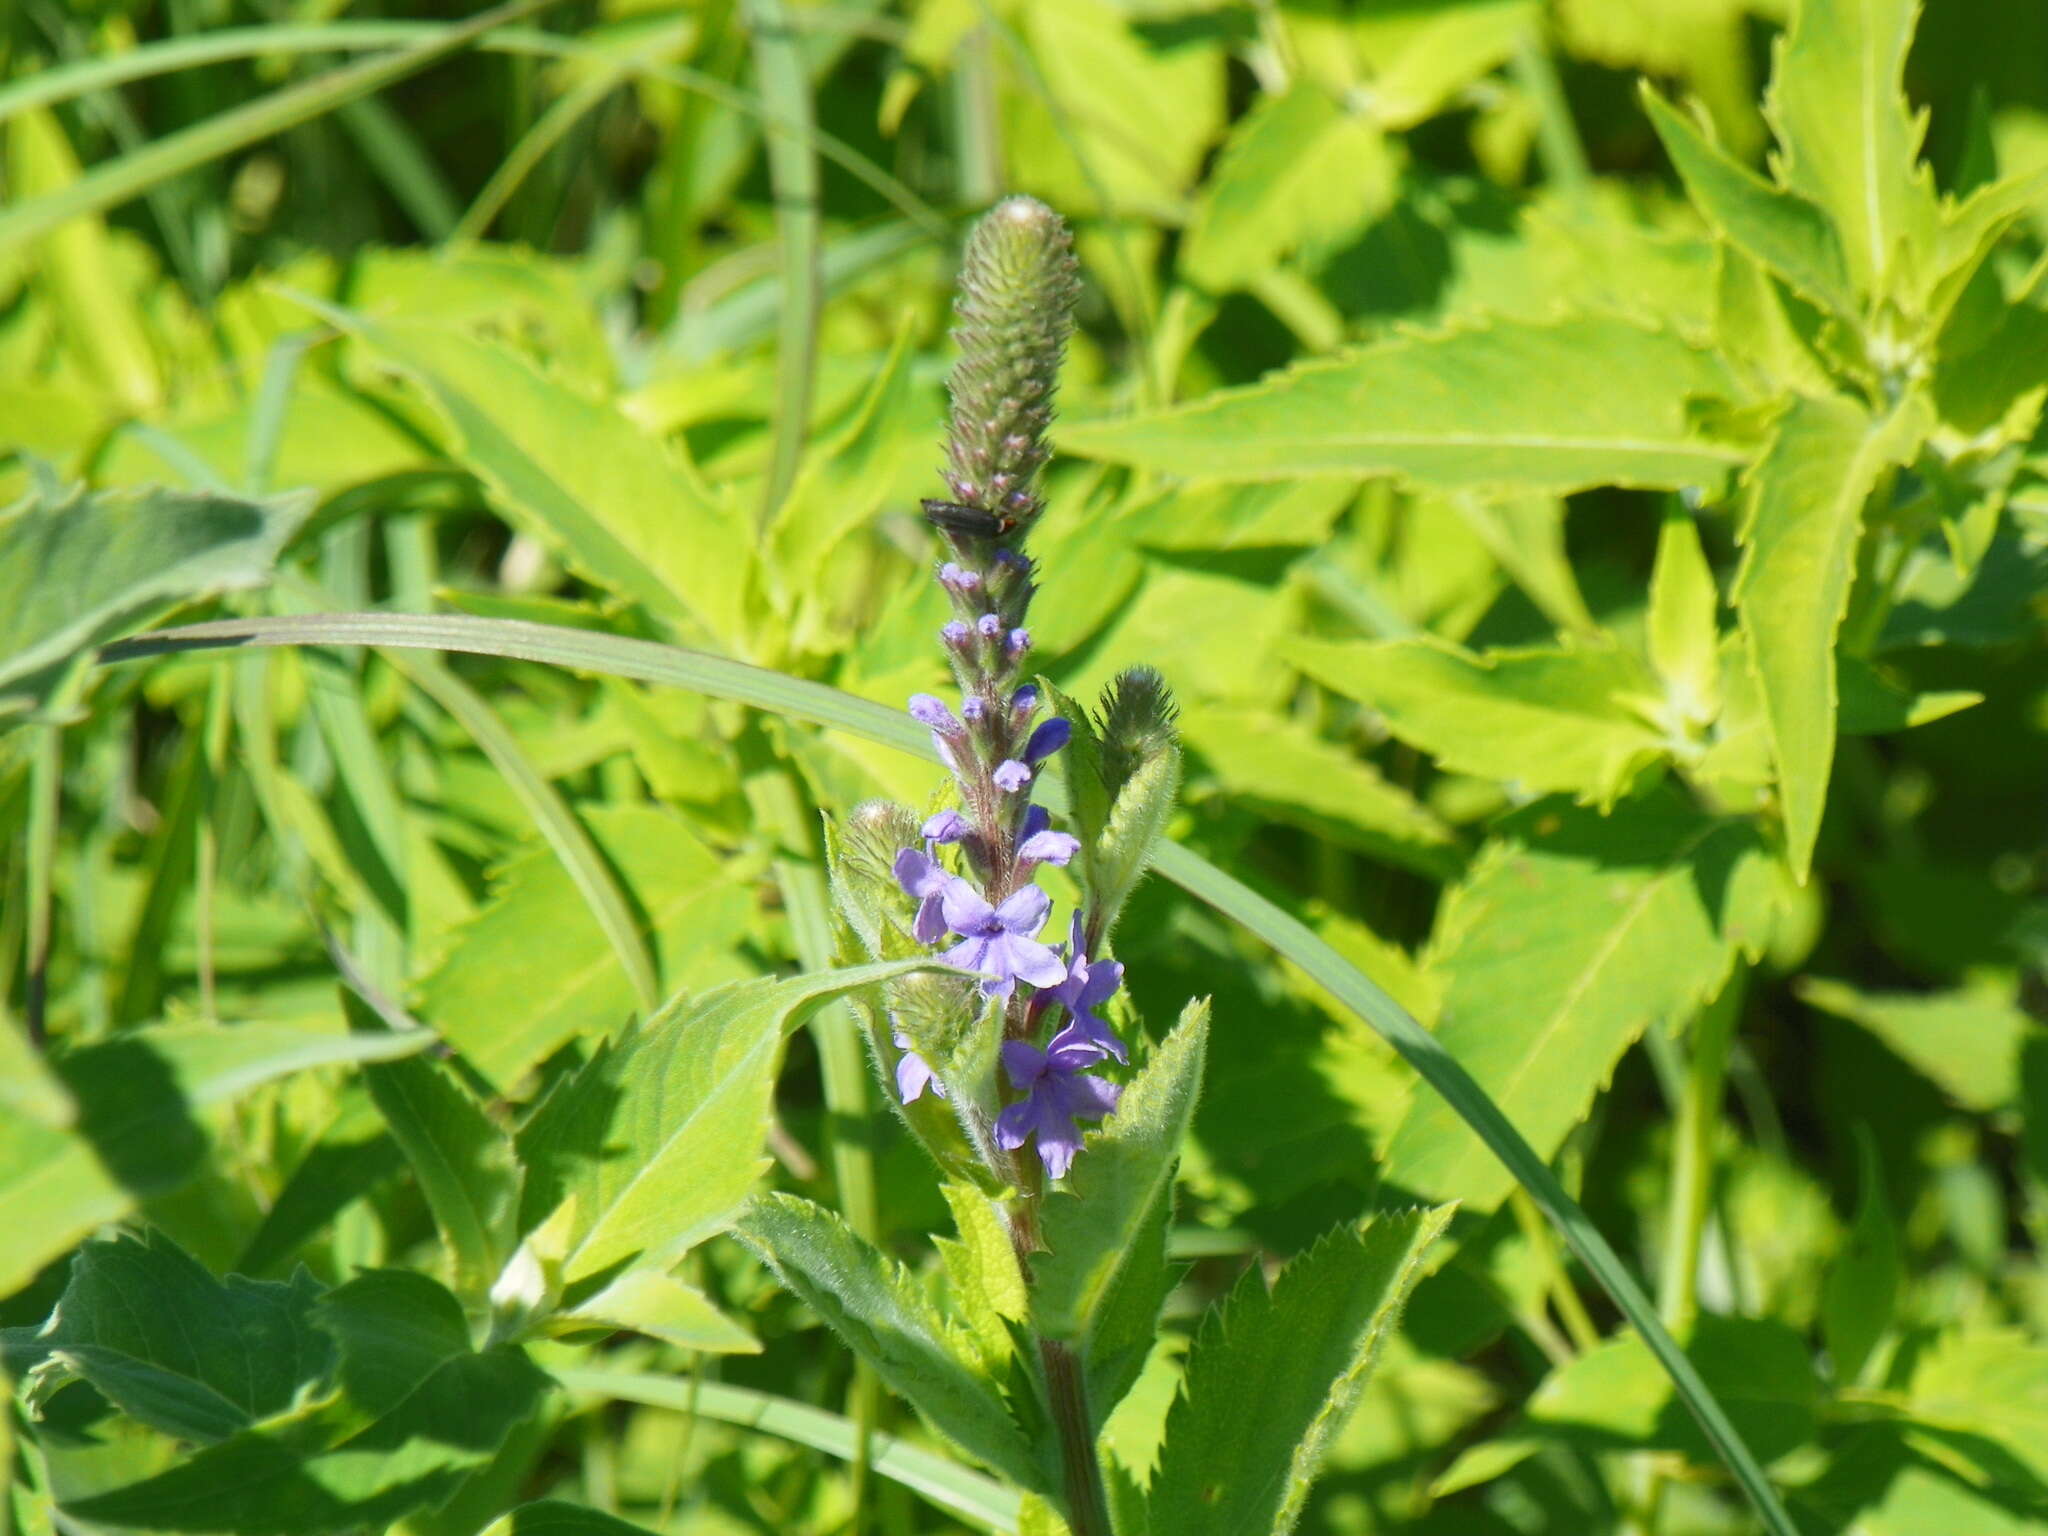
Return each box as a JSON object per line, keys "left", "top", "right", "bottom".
{"left": 892, "top": 1028, "right": 946, "bottom": 1103}
{"left": 977, "top": 613, "right": 1003, "bottom": 638}
{"left": 923, "top": 809, "right": 969, "bottom": 844}
{"left": 939, "top": 562, "right": 982, "bottom": 593}
{"left": 1023, "top": 717, "right": 1071, "bottom": 763}
{"left": 1019, "top": 828, "right": 1080, "bottom": 867}
{"left": 1007, "top": 628, "right": 1032, "bottom": 658}
{"left": 893, "top": 848, "right": 951, "bottom": 945}
{"left": 993, "top": 759, "right": 1032, "bottom": 793}
{"left": 937, "top": 877, "right": 1066, "bottom": 997}
{"left": 996, "top": 1027, "right": 1120, "bottom": 1178}
{"left": 909, "top": 693, "right": 962, "bottom": 735}
{"left": 1047, "top": 913, "right": 1127, "bottom": 1062}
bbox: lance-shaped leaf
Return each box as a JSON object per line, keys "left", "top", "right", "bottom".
{"left": 1033, "top": 1000, "right": 1208, "bottom": 1417}
{"left": 736, "top": 1192, "right": 1046, "bottom": 1494}
{"left": 343, "top": 992, "right": 522, "bottom": 1307}
{"left": 1, "top": 1230, "right": 331, "bottom": 1445}
{"left": 1642, "top": 85, "right": 1856, "bottom": 321}
{"left": 0, "top": 476, "right": 307, "bottom": 715}
{"left": 61, "top": 1269, "right": 548, "bottom": 1535}
{"left": 1060, "top": 316, "right": 1753, "bottom": 495}
{"left": 1286, "top": 635, "right": 1668, "bottom": 809}
{"left": 0, "top": 1022, "right": 430, "bottom": 1300}
{"left": 289, "top": 295, "right": 752, "bottom": 648}
{"left": 517, "top": 962, "right": 931, "bottom": 1288}
{"left": 1762, "top": 0, "right": 1939, "bottom": 299}
{"left": 1734, "top": 391, "right": 1929, "bottom": 880}
{"left": 1147, "top": 1206, "right": 1452, "bottom": 1536}
{"left": 1381, "top": 792, "right": 1782, "bottom": 1212}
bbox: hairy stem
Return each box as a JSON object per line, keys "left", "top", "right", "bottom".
{"left": 1040, "top": 1338, "right": 1111, "bottom": 1536}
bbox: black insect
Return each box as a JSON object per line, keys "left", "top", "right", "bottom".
{"left": 922, "top": 498, "right": 1020, "bottom": 539}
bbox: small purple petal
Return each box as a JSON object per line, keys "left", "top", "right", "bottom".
{"left": 894, "top": 847, "right": 947, "bottom": 900}
{"left": 976, "top": 613, "right": 1002, "bottom": 638}
{"left": 909, "top": 693, "right": 960, "bottom": 733}
{"left": 962, "top": 696, "right": 987, "bottom": 722}
{"left": 1023, "top": 717, "right": 1071, "bottom": 764}
{"left": 1001, "top": 1037, "right": 1046, "bottom": 1088}
{"left": 995, "top": 1097, "right": 1036, "bottom": 1152}
{"left": 994, "top": 884, "right": 1051, "bottom": 937}
{"left": 993, "top": 760, "right": 1032, "bottom": 792}
{"left": 1007, "top": 628, "right": 1032, "bottom": 658}
{"left": 998, "top": 933, "right": 1069, "bottom": 991}
{"left": 939, "top": 876, "right": 996, "bottom": 936}
{"left": 1035, "top": 1117, "right": 1085, "bottom": 1178}
{"left": 1019, "top": 829, "right": 1080, "bottom": 866}
{"left": 922, "top": 809, "right": 969, "bottom": 844}
{"left": 1011, "top": 685, "right": 1039, "bottom": 714}
{"left": 1022, "top": 804, "right": 1051, "bottom": 839}
{"left": 941, "top": 619, "right": 972, "bottom": 646}
{"left": 939, "top": 562, "right": 982, "bottom": 593}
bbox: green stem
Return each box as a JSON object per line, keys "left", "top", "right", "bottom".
{"left": 1510, "top": 1186, "right": 1600, "bottom": 1352}
{"left": 1508, "top": 26, "right": 1591, "bottom": 202}
{"left": 1040, "top": 1338, "right": 1112, "bottom": 1536}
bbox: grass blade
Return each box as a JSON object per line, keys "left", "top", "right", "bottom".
{"left": 95, "top": 610, "right": 1799, "bottom": 1536}
{"left": 554, "top": 1370, "right": 1020, "bottom": 1533}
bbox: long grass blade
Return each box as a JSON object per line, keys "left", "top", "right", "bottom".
{"left": 554, "top": 1370, "right": 1020, "bottom": 1533}
{"left": 95, "top": 610, "right": 1799, "bottom": 1536}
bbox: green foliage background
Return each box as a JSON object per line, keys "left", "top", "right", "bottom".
{"left": 3, "top": 0, "right": 2048, "bottom": 1532}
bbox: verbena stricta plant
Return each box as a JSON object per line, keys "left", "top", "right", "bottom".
{"left": 739, "top": 197, "right": 1449, "bottom": 1536}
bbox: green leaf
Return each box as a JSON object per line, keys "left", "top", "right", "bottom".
{"left": 735, "top": 1192, "right": 1044, "bottom": 1492}
{"left": 1147, "top": 1206, "right": 1452, "bottom": 1536}
{"left": 62, "top": 1269, "right": 548, "bottom": 1535}
{"left": 1286, "top": 635, "right": 1668, "bottom": 808}
{"left": 555, "top": 1369, "right": 1022, "bottom": 1533}
{"left": 482, "top": 1502, "right": 660, "bottom": 1536}
{"left": 548, "top": 1270, "right": 758, "bottom": 1354}
{"left": 1382, "top": 792, "right": 1781, "bottom": 1212}
{"left": 518, "top": 962, "right": 928, "bottom": 1287}
{"left": 2, "top": 1230, "right": 330, "bottom": 1445}
{"left": 415, "top": 805, "right": 755, "bottom": 1091}
{"left": 0, "top": 478, "right": 306, "bottom": 715}
{"left": 1436, "top": 1315, "right": 1819, "bottom": 1493}
{"left": 1647, "top": 502, "right": 1724, "bottom": 732}
{"left": 936, "top": 1182, "right": 1028, "bottom": 1371}
{"left": 294, "top": 299, "right": 751, "bottom": 647}
{"left": 1835, "top": 655, "right": 1981, "bottom": 734}
{"left": 1178, "top": 709, "right": 1462, "bottom": 880}
{"left": 1762, "top": 0, "right": 1940, "bottom": 299}
{"left": 1734, "top": 391, "right": 1930, "bottom": 879}
{"left": 1821, "top": 1130, "right": 1900, "bottom": 1386}
{"left": 0, "top": 1023, "right": 430, "bottom": 1299}
{"left": 1798, "top": 977, "right": 2032, "bottom": 1111}
{"left": 1180, "top": 85, "right": 1395, "bottom": 292}
{"left": 1033, "top": 1000, "right": 1207, "bottom": 1417}
{"left": 1060, "top": 316, "right": 1752, "bottom": 495}
{"left": 1642, "top": 85, "right": 1856, "bottom": 319}
{"left": 1906, "top": 1329, "right": 2048, "bottom": 1491}
{"left": 343, "top": 994, "right": 521, "bottom": 1306}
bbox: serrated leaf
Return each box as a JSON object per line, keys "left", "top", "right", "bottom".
{"left": 1906, "top": 1329, "right": 2048, "bottom": 1488}
{"left": 344, "top": 993, "right": 521, "bottom": 1306}
{"left": 518, "top": 963, "right": 928, "bottom": 1287}
{"left": 1033, "top": 1000, "right": 1207, "bottom": 1417}
{"left": 294, "top": 297, "right": 751, "bottom": 647}
{"left": 1061, "top": 316, "right": 1752, "bottom": 495}
{"left": 0, "top": 1023, "right": 430, "bottom": 1300}
{"left": 1643, "top": 86, "right": 1857, "bottom": 319}
{"left": 1147, "top": 1206, "right": 1452, "bottom": 1536}
{"left": 1179, "top": 709, "right": 1462, "bottom": 880}
{"left": 0, "top": 478, "right": 307, "bottom": 713}
{"left": 1798, "top": 977, "right": 2031, "bottom": 1111}
{"left": 1383, "top": 792, "right": 1781, "bottom": 1212}
{"left": 936, "top": 1183, "right": 1028, "bottom": 1370}
{"left": 1763, "top": 0, "right": 1940, "bottom": 299}
{"left": 61, "top": 1269, "right": 548, "bottom": 1535}
{"left": 1734, "top": 391, "right": 1930, "bottom": 880}
{"left": 415, "top": 806, "right": 754, "bottom": 1091}
{"left": 736, "top": 1192, "right": 1045, "bottom": 1493}
{"left": 1, "top": 1230, "right": 331, "bottom": 1445}
{"left": 1286, "top": 635, "right": 1668, "bottom": 807}
{"left": 1181, "top": 85, "right": 1395, "bottom": 292}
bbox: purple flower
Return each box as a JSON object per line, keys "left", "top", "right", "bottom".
{"left": 1011, "top": 685, "right": 1039, "bottom": 716}
{"left": 1007, "top": 628, "right": 1032, "bottom": 657}
{"left": 1046, "top": 914, "right": 1126, "bottom": 1062}
{"left": 938, "top": 878, "right": 1066, "bottom": 997}
{"left": 923, "top": 809, "right": 969, "bottom": 844}
{"left": 909, "top": 693, "right": 962, "bottom": 735}
{"left": 996, "top": 1026, "right": 1120, "bottom": 1178}
{"left": 892, "top": 1028, "right": 945, "bottom": 1103}
{"left": 962, "top": 696, "right": 987, "bottom": 722}
{"left": 941, "top": 619, "right": 972, "bottom": 647}
{"left": 939, "top": 562, "right": 982, "bottom": 593}
{"left": 1023, "top": 717, "right": 1070, "bottom": 763}
{"left": 976, "top": 613, "right": 1002, "bottom": 638}
{"left": 993, "top": 760, "right": 1032, "bottom": 793}
{"left": 893, "top": 847, "right": 950, "bottom": 945}
{"left": 1018, "top": 804, "right": 1079, "bottom": 866}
